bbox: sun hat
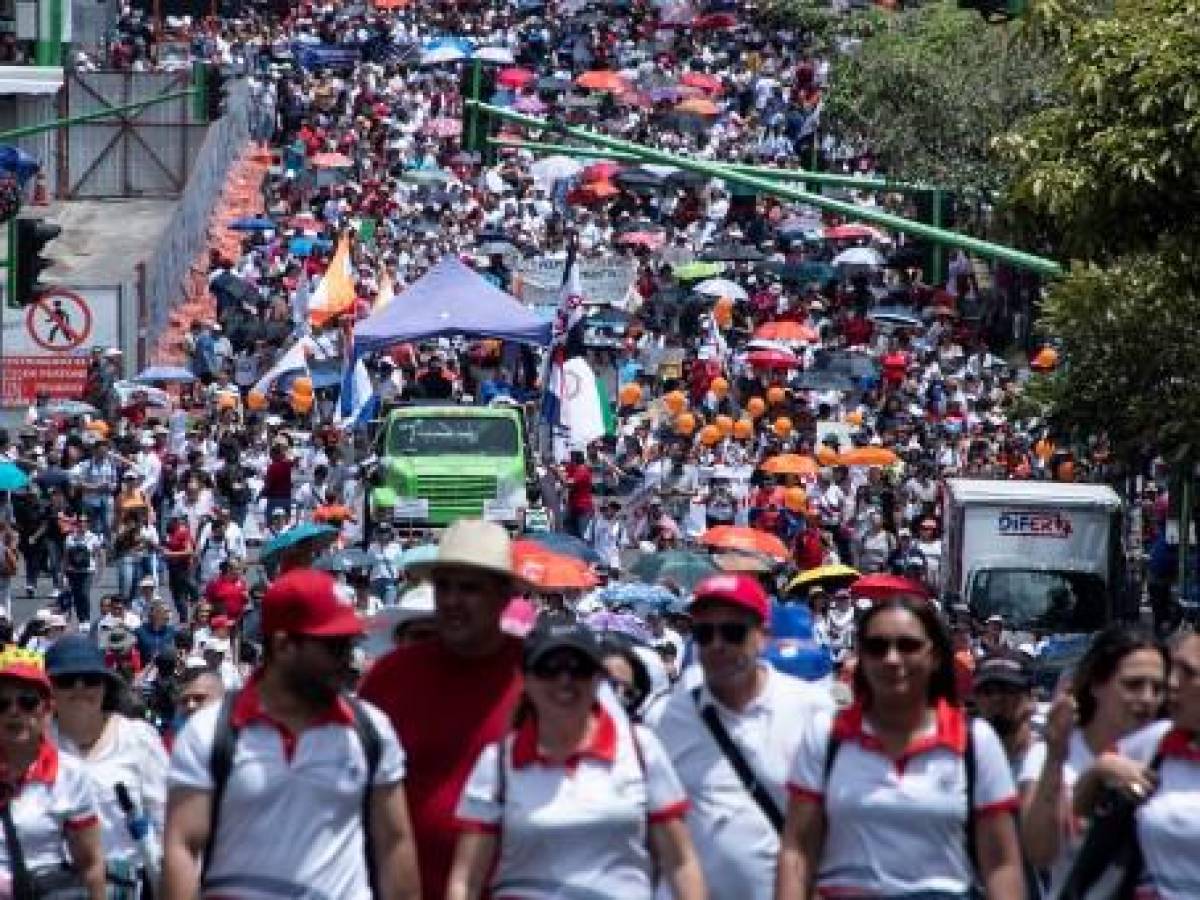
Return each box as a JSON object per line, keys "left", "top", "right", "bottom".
{"left": 261, "top": 568, "right": 364, "bottom": 638}
{"left": 522, "top": 614, "right": 603, "bottom": 671}
{"left": 45, "top": 635, "right": 113, "bottom": 680}
{"left": 0, "top": 648, "right": 51, "bottom": 694}
{"left": 689, "top": 573, "right": 771, "bottom": 623}
{"left": 407, "top": 519, "right": 515, "bottom": 582}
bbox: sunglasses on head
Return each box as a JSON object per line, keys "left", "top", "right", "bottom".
{"left": 693, "top": 621, "right": 751, "bottom": 647}
{"left": 0, "top": 692, "right": 43, "bottom": 714}
{"left": 529, "top": 654, "right": 598, "bottom": 681}
{"left": 861, "top": 635, "right": 928, "bottom": 659}
{"left": 51, "top": 673, "right": 107, "bottom": 690}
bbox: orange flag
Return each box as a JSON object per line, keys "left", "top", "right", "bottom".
{"left": 308, "top": 234, "right": 356, "bottom": 328}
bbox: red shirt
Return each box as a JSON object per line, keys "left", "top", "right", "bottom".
{"left": 359, "top": 636, "right": 523, "bottom": 898}
{"left": 262, "top": 459, "right": 293, "bottom": 500}
{"left": 564, "top": 462, "right": 594, "bottom": 514}
{"left": 205, "top": 576, "right": 248, "bottom": 619}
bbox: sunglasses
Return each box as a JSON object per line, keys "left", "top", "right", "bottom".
{"left": 51, "top": 674, "right": 107, "bottom": 690}
{"left": 529, "top": 654, "right": 598, "bottom": 681}
{"left": 861, "top": 635, "right": 929, "bottom": 659}
{"left": 0, "top": 692, "right": 43, "bottom": 714}
{"left": 693, "top": 621, "right": 751, "bottom": 647}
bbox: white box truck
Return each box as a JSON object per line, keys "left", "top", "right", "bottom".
{"left": 941, "top": 479, "right": 1128, "bottom": 632}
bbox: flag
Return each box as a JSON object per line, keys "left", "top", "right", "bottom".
{"left": 336, "top": 352, "right": 378, "bottom": 428}
{"left": 308, "top": 234, "right": 356, "bottom": 328}
{"left": 291, "top": 270, "right": 311, "bottom": 332}
{"left": 541, "top": 242, "right": 584, "bottom": 429}
{"left": 250, "top": 338, "right": 313, "bottom": 397}
{"left": 374, "top": 268, "right": 395, "bottom": 313}
{"left": 558, "top": 356, "right": 607, "bottom": 451}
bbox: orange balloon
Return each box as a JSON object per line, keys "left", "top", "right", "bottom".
{"left": 710, "top": 377, "right": 729, "bottom": 398}
{"left": 675, "top": 412, "right": 697, "bottom": 436}
{"left": 816, "top": 445, "right": 839, "bottom": 465}
{"left": 715, "top": 307, "right": 733, "bottom": 329}
{"left": 784, "top": 486, "right": 807, "bottom": 512}
{"left": 217, "top": 393, "right": 238, "bottom": 411}
{"left": 86, "top": 420, "right": 109, "bottom": 436}
{"left": 773, "top": 416, "right": 793, "bottom": 439}
{"left": 699, "top": 425, "right": 722, "bottom": 446}
{"left": 715, "top": 415, "right": 734, "bottom": 437}
{"left": 291, "top": 376, "right": 314, "bottom": 397}
{"left": 715, "top": 296, "right": 735, "bottom": 312}
{"left": 618, "top": 382, "right": 643, "bottom": 408}
{"left": 664, "top": 390, "right": 687, "bottom": 415}
{"left": 291, "top": 393, "right": 314, "bottom": 414}
{"left": 733, "top": 418, "right": 755, "bottom": 440}
{"left": 247, "top": 390, "right": 268, "bottom": 411}
{"left": 846, "top": 409, "right": 864, "bottom": 426}
{"left": 747, "top": 397, "right": 766, "bottom": 419}
{"left": 767, "top": 385, "right": 787, "bottom": 405}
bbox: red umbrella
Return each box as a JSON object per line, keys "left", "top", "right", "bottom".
{"left": 824, "top": 223, "right": 889, "bottom": 242}
{"left": 497, "top": 67, "right": 536, "bottom": 89}
{"left": 692, "top": 12, "right": 737, "bottom": 29}
{"left": 680, "top": 72, "right": 722, "bottom": 94}
{"left": 746, "top": 348, "right": 799, "bottom": 370}
{"left": 581, "top": 161, "right": 622, "bottom": 182}
{"left": 615, "top": 231, "right": 666, "bottom": 250}
{"left": 568, "top": 180, "right": 620, "bottom": 204}
{"left": 851, "top": 574, "right": 932, "bottom": 602}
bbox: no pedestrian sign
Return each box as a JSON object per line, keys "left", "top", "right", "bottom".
{"left": 25, "top": 288, "right": 92, "bottom": 352}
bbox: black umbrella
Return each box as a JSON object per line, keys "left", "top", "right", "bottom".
{"left": 792, "top": 371, "right": 855, "bottom": 392}
{"left": 665, "top": 170, "right": 711, "bottom": 189}
{"left": 537, "top": 76, "right": 572, "bottom": 92}
{"left": 614, "top": 169, "right": 666, "bottom": 192}
{"left": 699, "top": 244, "right": 765, "bottom": 262}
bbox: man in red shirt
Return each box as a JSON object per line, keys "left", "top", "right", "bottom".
{"left": 358, "top": 519, "right": 523, "bottom": 898}
{"left": 557, "top": 449, "right": 594, "bottom": 539}
{"left": 261, "top": 441, "right": 294, "bottom": 522}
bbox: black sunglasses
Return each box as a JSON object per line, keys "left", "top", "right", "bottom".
{"left": 51, "top": 673, "right": 107, "bottom": 690}
{"left": 693, "top": 621, "right": 751, "bottom": 647}
{"left": 529, "top": 654, "right": 598, "bottom": 681}
{"left": 0, "top": 692, "right": 43, "bottom": 714}
{"left": 861, "top": 635, "right": 929, "bottom": 659}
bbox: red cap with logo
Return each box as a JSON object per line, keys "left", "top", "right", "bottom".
{"left": 690, "top": 573, "right": 771, "bottom": 623}
{"left": 261, "top": 569, "right": 364, "bottom": 638}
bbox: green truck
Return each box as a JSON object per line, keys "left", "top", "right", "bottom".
{"left": 368, "top": 404, "right": 536, "bottom": 528}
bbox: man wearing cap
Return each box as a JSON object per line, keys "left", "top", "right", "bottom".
{"left": 72, "top": 439, "right": 117, "bottom": 544}
{"left": 974, "top": 650, "right": 1038, "bottom": 775}
{"left": 652, "top": 573, "right": 833, "bottom": 900}
{"left": 359, "top": 519, "right": 524, "bottom": 897}
{"left": 163, "top": 568, "right": 421, "bottom": 900}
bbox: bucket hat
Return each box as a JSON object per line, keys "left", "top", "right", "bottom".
{"left": 407, "top": 519, "right": 516, "bottom": 582}
{"left": 45, "top": 635, "right": 113, "bottom": 680}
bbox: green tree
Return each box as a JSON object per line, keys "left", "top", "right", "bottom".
{"left": 999, "top": 0, "right": 1200, "bottom": 464}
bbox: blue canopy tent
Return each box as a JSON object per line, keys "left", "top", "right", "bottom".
{"left": 353, "top": 256, "right": 552, "bottom": 352}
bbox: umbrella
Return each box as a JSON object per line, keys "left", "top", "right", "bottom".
{"left": 676, "top": 96, "right": 719, "bottom": 116}
{"left": 397, "top": 544, "right": 438, "bottom": 571}
{"left": 310, "top": 151, "right": 353, "bottom": 169}
{"left": 692, "top": 11, "right": 737, "bottom": 28}
{"left": 693, "top": 277, "right": 747, "bottom": 300}
{"left": 422, "top": 117, "right": 462, "bottom": 138}
{"left": 576, "top": 70, "right": 629, "bottom": 92}
{"left": 0, "top": 461, "right": 29, "bottom": 492}
{"left": 315, "top": 548, "right": 376, "bottom": 573}
{"left": 584, "top": 610, "right": 655, "bottom": 644}
{"left": 824, "top": 223, "right": 890, "bottom": 242}
{"left": 447, "top": 151, "right": 480, "bottom": 166}
{"left": 513, "top": 96, "right": 547, "bottom": 113}
{"left": 260, "top": 522, "right": 338, "bottom": 561}
{"left": 497, "top": 67, "right": 537, "bottom": 89}
{"left": 698, "top": 244, "right": 763, "bottom": 262}
{"left": 615, "top": 230, "right": 666, "bottom": 250}
{"left": 852, "top": 573, "right": 932, "bottom": 602}
{"left": 792, "top": 371, "right": 855, "bottom": 392}
{"left": 614, "top": 169, "right": 666, "bottom": 193}
{"left": 536, "top": 76, "right": 573, "bottom": 92}
{"left": 228, "top": 216, "right": 276, "bottom": 232}
{"left": 570, "top": 180, "right": 620, "bottom": 203}
{"left": 513, "top": 541, "right": 599, "bottom": 591}
{"left": 885, "top": 247, "right": 926, "bottom": 269}
{"left": 134, "top": 365, "right": 196, "bottom": 384}
{"left": 867, "top": 306, "right": 924, "bottom": 329}
{"left": 700, "top": 526, "right": 790, "bottom": 562}
{"left": 833, "top": 246, "right": 885, "bottom": 267}
{"left": 760, "top": 454, "right": 820, "bottom": 477}
{"left": 760, "top": 261, "right": 837, "bottom": 285}
{"left": 629, "top": 550, "right": 718, "bottom": 591}
{"left": 474, "top": 46, "right": 516, "bottom": 64}
{"left": 679, "top": 72, "right": 722, "bottom": 94}
{"left": 755, "top": 321, "right": 819, "bottom": 342}
{"left": 400, "top": 168, "right": 452, "bottom": 185}
{"left": 581, "top": 161, "right": 622, "bottom": 182}
{"left": 530, "top": 155, "right": 583, "bottom": 184}
{"left": 559, "top": 95, "right": 601, "bottom": 110}
{"left": 746, "top": 348, "right": 800, "bottom": 370}
{"left": 420, "top": 44, "right": 468, "bottom": 65}
{"left": 593, "top": 583, "right": 680, "bottom": 613}
{"left": 838, "top": 446, "right": 900, "bottom": 467}
{"left": 525, "top": 531, "right": 605, "bottom": 566}
{"left": 785, "top": 564, "right": 861, "bottom": 594}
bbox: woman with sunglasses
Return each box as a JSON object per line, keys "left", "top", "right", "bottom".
{"left": 1018, "top": 627, "right": 1167, "bottom": 894}
{"left": 776, "top": 598, "right": 1025, "bottom": 900}
{"left": 447, "top": 616, "right": 706, "bottom": 900}
{"left": 0, "top": 648, "right": 106, "bottom": 900}
{"left": 46, "top": 636, "right": 168, "bottom": 899}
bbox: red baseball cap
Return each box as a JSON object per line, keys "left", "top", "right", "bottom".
{"left": 690, "top": 573, "right": 771, "bottom": 623}
{"left": 261, "top": 569, "right": 364, "bottom": 638}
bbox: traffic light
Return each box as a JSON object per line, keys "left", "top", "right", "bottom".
{"left": 957, "top": 0, "right": 1027, "bottom": 22}
{"left": 12, "top": 216, "right": 61, "bottom": 307}
{"left": 205, "top": 64, "right": 228, "bottom": 122}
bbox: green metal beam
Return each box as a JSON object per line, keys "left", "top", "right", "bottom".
{"left": 474, "top": 100, "right": 1063, "bottom": 277}
{"left": 0, "top": 90, "right": 198, "bottom": 143}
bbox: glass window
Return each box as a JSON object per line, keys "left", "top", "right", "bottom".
{"left": 387, "top": 416, "right": 518, "bottom": 456}
{"left": 970, "top": 569, "right": 1108, "bottom": 631}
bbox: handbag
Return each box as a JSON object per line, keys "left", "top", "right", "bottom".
{"left": 1054, "top": 752, "right": 1164, "bottom": 900}
{"left": 1, "top": 802, "right": 88, "bottom": 900}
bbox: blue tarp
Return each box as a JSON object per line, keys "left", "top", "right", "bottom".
{"left": 354, "top": 256, "right": 552, "bottom": 351}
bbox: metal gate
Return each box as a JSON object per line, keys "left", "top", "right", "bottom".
{"left": 64, "top": 71, "right": 206, "bottom": 199}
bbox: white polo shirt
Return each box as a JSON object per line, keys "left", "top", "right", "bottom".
{"left": 168, "top": 678, "right": 405, "bottom": 900}
{"left": 653, "top": 665, "right": 834, "bottom": 900}
{"left": 787, "top": 701, "right": 1017, "bottom": 897}
{"left": 1117, "top": 720, "right": 1200, "bottom": 900}
{"left": 455, "top": 704, "right": 688, "bottom": 900}
{"left": 0, "top": 741, "right": 99, "bottom": 874}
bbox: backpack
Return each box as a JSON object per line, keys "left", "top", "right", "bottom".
{"left": 65, "top": 542, "right": 92, "bottom": 572}
{"left": 203, "top": 691, "right": 383, "bottom": 897}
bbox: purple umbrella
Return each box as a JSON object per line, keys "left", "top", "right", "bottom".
{"left": 514, "top": 95, "right": 547, "bottom": 113}
{"left": 585, "top": 611, "right": 654, "bottom": 645}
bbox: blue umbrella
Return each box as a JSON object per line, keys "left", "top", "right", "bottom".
{"left": 260, "top": 522, "right": 337, "bottom": 561}
{"left": 135, "top": 365, "right": 197, "bottom": 384}
{"left": 397, "top": 544, "right": 438, "bottom": 571}
{"left": 594, "top": 583, "right": 680, "bottom": 611}
{"left": 0, "top": 461, "right": 29, "bottom": 492}
{"left": 229, "top": 216, "right": 277, "bottom": 232}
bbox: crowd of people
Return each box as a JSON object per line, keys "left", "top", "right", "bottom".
{"left": 0, "top": 0, "right": 1194, "bottom": 897}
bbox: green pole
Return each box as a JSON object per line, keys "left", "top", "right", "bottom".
{"left": 35, "top": 0, "right": 62, "bottom": 66}
{"left": 467, "top": 58, "right": 483, "bottom": 154}
{"left": 931, "top": 189, "right": 945, "bottom": 285}
{"left": 471, "top": 100, "right": 1064, "bottom": 277}
{"left": 0, "top": 90, "right": 197, "bottom": 142}
{"left": 192, "top": 63, "right": 208, "bottom": 123}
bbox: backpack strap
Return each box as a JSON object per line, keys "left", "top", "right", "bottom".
{"left": 202, "top": 691, "right": 240, "bottom": 884}
{"left": 347, "top": 697, "right": 383, "bottom": 900}
{"left": 964, "top": 717, "right": 978, "bottom": 873}
{"left": 823, "top": 728, "right": 842, "bottom": 786}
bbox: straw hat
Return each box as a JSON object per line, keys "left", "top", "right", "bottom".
{"left": 408, "top": 519, "right": 516, "bottom": 582}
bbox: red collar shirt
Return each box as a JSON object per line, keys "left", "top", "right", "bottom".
{"left": 0, "top": 740, "right": 99, "bottom": 874}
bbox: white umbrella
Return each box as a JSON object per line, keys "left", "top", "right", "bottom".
{"left": 833, "top": 246, "right": 885, "bottom": 267}
{"left": 693, "top": 277, "right": 748, "bottom": 300}
{"left": 420, "top": 45, "right": 467, "bottom": 66}
{"left": 474, "top": 46, "right": 516, "bottom": 64}
{"left": 530, "top": 155, "right": 584, "bottom": 187}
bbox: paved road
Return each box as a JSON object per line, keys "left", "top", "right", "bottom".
{"left": 12, "top": 559, "right": 121, "bottom": 629}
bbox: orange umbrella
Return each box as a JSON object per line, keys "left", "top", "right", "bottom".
{"left": 680, "top": 72, "right": 722, "bottom": 94}
{"left": 838, "top": 447, "right": 900, "bottom": 467}
{"left": 514, "top": 541, "right": 599, "bottom": 591}
{"left": 676, "top": 96, "right": 719, "bottom": 116}
{"left": 699, "top": 526, "right": 790, "bottom": 562}
{"left": 754, "top": 321, "right": 820, "bottom": 342}
{"left": 576, "top": 70, "right": 629, "bottom": 92}
{"left": 760, "top": 454, "right": 820, "bottom": 477}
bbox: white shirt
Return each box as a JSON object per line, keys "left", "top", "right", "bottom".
{"left": 455, "top": 706, "right": 687, "bottom": 900}
{"left": 0, "top": 743, "right": 98, "bottom": 875}
{"left": 788, "top": 703, "right": 1017, "bottom": 896}
{"left": 653, "top": 667, "right": 834, "bottom": 900}
{"left": 168, "top": 685, "right": 405, "bottom": 900}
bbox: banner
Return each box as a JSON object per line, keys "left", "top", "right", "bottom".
{"left": 514, "top": 257, "right": 636, "bottom": 311}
